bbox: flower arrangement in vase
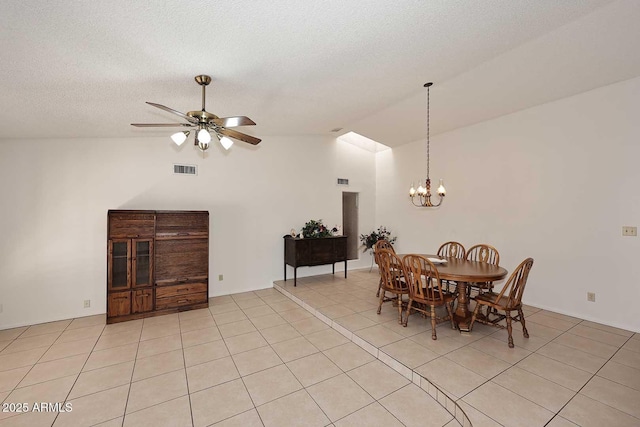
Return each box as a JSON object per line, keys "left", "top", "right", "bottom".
{"left": 359, "top": 226, "right": 397, "bottom": 253}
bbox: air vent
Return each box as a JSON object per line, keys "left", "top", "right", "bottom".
{"left": 337, "top": 178, "right": 349, "bottom": 186}
{"left": 173, "top": 164, "right": 197, "bottom": 175}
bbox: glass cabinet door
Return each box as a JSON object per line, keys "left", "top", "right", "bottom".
{"left": 109, "top": 240, "right": 131, "bottom": 290}
{"left": 132, "top": 239, "right": 153, "bottom": 287}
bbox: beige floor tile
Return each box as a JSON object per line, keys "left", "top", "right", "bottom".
{"left": 56, "top": 324, "right": 104, "bottom": 344}
{"left": 179, "top": 316, "right": 217, "bottom": 333}
{"left": 66, "top": 314, "right": 106, "bottom": 330}
{"left": 577, "top": 320, "right": 633, "bottom": 337}
{"left": 539, "top": 311, "right": 582, "bottom": 324}
{"left": 323, "top": 343, "right": 376, "bottom": 371}
{"left": 355, "top": 325, "right": 404, "bottom": 348}
{"left": 560, "top": 393, "right": 640, "bottom": 427}
{"left": 307, "top": 374, "right": 374, "bottom": 422}
{"left": 622, "top": 338, "right": 640, "bottom": 354}
{"left": 186, "top": 356, "right": 239, "bottom": 393}
{"left": 179, "top": 307, "right": 212, "bottom": 321}
{"left": 333, "top": 313, "right": 377, "bottom": 331}
{"left": 2, "top": 375, "right": 76, "bottom": 414}
{"left": 516, "top": 353, "right": 592, "bottom": 391}
{"left": 544, "top": 416, "right": 580, "bottom": 427}
{"left": 290, "top": 317, "right": 330, "bottom": 335}
{"left": 0, "top": 347, "right": 46, "bottom": 373}
{"left": 132, "top": 349, "right": 184, "bottom": 381}
{"left": 537, "top": 341, "right": 607, "bottom": 373}
{"left": 469, "top": 335, "right": 533, "bottom": 363}
{"left": 360, "top": 308, "right": 400, "bottom": 325}
{"left": 409, "top": 331, "right": 467, "bottom": 356}
{"left": 102, "top": 319, "right": 142, "bottom": 336}
{"left": 0, "top": 411, "right": 57, "bottom": 427}
{"left": 242, "top": 364, "right": 302, "bottom": 406}
{"left": 213, "top": 310, "right": 249, "bottom": 325}
{"left": 94, "top": 329, "right": 141, "bottom": 351}
{"left": 463, "top": 381, "right": 554, "bottom": 427}
{"left": 457, "top": 401, "right": 503, "bottom": 427}
{"left": 445, "top": 346, "right": 511, "bottom": 379}
{"left": 334, "top": 402, "right": 403, "bottom": 427}
{"left": 347, "top": 360, "right": 410, "bottom": 400}
{"left": 40, "top": 336, "right": 98, "bottom": 362}
{"left": 286, "top": 352, "right": 342, "bottom": 387}
{"left": 0, "top": 341, "right": 10, "bottom": 352}
{"left": 232, "top": 291, "right": 259, "bottom": 301}
{"left": 209, "top": 295, "right": 235, "bottom": 305}
{"left": 259, "top": 324, "right": 301, "bottom": 345}
{"left": 415, "top": 357, "right": 486, "bottom": 399}
{"left": 382, "top": 316, "right": 433, "bottom": 338}
{"left": 379, "top": 383, "right": 453, "bottom": 427}
{"left": 232, "top": 346, "right": 283, "bottom": 377}
{"left": 136, "top": 333, "right": 182, "bottom": 359}
{"left": 181, "top": 326, "right": 222, "bottom": 348}
{"left": 318, "top": 304, "right": 356, "bottom": 319}
{"left": 568, "top": 324, "right": 630, "bottom": 347}
{"left": 379, "top": 338, "right": 439, "bottom": 368}
{"left": 277, "top": 307, "right": 314, "bottom": 323}
{"left": 140, "top": 322, "right": 181, "bottom": 341}
{"left": 143, "top": 313, "right": 179, "bottom": 327}
{"left": 18, "top": 353, "right": 87, "bottom": 388}
{"left": 236, "top": 298, "right": 267, "bottom": 310}
{"left": 580, "top": 375, "right": 640, "bottom": 418}
{"left": 124, "top": 395, "right": 192, "bottom": 427}
{"left": 191, "top": 378, "right": 254, "bottom": 427}
{"left": 553, "top": 333, "right": 618, "bottom": 359}
{"left": 249, "top": 313, "right": 288, "bottom": 330}
{"left": 243, "top": 305, "right": 276, "bottom": 319}
{"left": 126, "top": 369, "right": 188, "bottom": 413}
{"left": 69, "top": 360, "right": 134, "bottom": 399}
{"left": 1, "top": 332, "right": 60, "bottom": 354}
{"left": 0, "top": 328, "right": 27, "bottom": 342}
{"left": 612, "top": 348, "right": 640, "bottom": 370}
{"left": 55, "top": 384, "right": 129, "bottom": 426}
{"left": 20, "top": 320, "right": 71, "bottom": 339}
{"left": 493, "top": 366, "right": 575, "bottom": 412}
{"left": 0, "top": 367, "right": 30, "bottom": 393}
{"left": 257, "top": 389, "right": 329, "bottom": 427}
{"left": 93, "top": 417, "right": 125, "bottom": 426}
{"left": 597, "top": 360, "right": 640, "bottom": 391}
{"left": 305, "top": 328, "right": 350, "bottom": 351}
{"left": 526, "top": 312, "right": 577, "bottom": 331}
{"left": 184, "top": 340, "right": 229, "bottom": 367}
{"left": 209, "top": 302, "right": 241, "bottom": 315}
{"left": 271, "top": 337, "right": 319, "bottom": 363}
{"left": 83, "top": 343, "right": 138, "bottom": 371}
{"left": 211, "top": 408, "right": 263, "bottom": 426}
{"left": 217, "top": 320, "right": 257, "bottom": 339}
{"left": 225, "top": 331, "right": 269, "bottom": 355}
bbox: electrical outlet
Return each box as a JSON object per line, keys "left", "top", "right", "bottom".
{"left": 84, "top": 300, "right": 91, "bottom": 308}
{"left": 622, "top": 226, "right": 637, "bottom": 236}
{"left": 587, "top": 292, "right": 596, "bottom": 302}
{"left": 218, "top": 274, "right": 224, "bottom": 281}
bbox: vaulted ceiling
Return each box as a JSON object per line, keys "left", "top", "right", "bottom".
{"left": 1, "top": 1, "right": 639, "bottom": 147}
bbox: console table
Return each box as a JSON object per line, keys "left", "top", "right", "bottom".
{"left": 284, "top": 236, "right": 348, "bottom": 286}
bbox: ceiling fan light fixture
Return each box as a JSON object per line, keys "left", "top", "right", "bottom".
{"left": 197, "top": 128, "right": 211, "bottom": 144}
{"left": 219, "top": 135, "right": 234, "bottom": 150}
{"left": 171, "top": 131, "right": 189, "bottom": 146}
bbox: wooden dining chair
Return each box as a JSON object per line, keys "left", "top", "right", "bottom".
{"left": 402, "top": 254, "right": 456, "bottom": 339}
{"left": 469, "top": 257, "right": 534, "bottom": 348}
{"left": 374, "top": 239, "right": 396, "bottom": 297}
{"left": 437, "top": 241, "right": 466, "bottom": 292}
{"left": 466, "top": 244, "right": 500, "bottom": 297}
{"left": 376, "top": 249, "right": 409, "bottom": 324}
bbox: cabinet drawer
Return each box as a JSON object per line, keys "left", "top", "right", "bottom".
{"left": 109, "top": 213, "right": 155, "bottom": 238}
{"left": 155, "top": 292, "right": 207, "bottom": 310}
{"left": 108, "top": 291, "right": 131, "bottom": 317}
{"left": 156, "top": 282, "right": 207, "bottom": 298}
{"left": 155, "top": 212, "right": 208, "bottom": 238}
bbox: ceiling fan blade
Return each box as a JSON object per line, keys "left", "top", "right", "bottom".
{"left": 131, "top": 123, "right": 195, "bottom": 127}
{"left": 213, "top": 116, "right": 256, "bottom": 128}
{"left": 146, "top": 102, "right": 199, "bottom": 124}
{"left": 219, "top": 128, "right": 261, "bottom": 145}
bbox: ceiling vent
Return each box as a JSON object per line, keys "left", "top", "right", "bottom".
{"left": 337, "top": 178, "right": 349, "bottom": 186}
{"left": 173, "top": 164, "right": 197, "bottom": 175}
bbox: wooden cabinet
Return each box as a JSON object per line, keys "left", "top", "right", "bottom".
{"left": 107, "top": 210, "right": 209, "bottom": 324}
{"left": 283, "top": 236, "right": 348, "bottom": 286}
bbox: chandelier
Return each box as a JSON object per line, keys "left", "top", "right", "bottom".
{"left": 409, "top": 82, "right": 446, "bottom": 207}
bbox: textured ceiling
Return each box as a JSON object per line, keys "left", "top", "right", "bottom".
{"left": 1, "top": 0, "right": 638, "bottom": 147}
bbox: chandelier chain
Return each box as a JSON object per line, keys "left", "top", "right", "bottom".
{"left": 426, "top": 83, "right": 430, "bottom": 180}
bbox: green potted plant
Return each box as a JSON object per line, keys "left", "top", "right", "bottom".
{"left": 359, "top": 226, "right": 397, "bottom": 253}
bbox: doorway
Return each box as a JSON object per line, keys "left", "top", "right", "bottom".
{"left": 342, "top": 192, "right": 359, "bottom": 260}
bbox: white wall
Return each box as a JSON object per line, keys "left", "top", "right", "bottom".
{"left": 0, "top": 135, "right": 376, "bottom": 329}
{"left": 376, "top": 76, "right": 640, "bottom": 332}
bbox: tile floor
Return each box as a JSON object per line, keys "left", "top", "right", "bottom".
{"left": 0, "top": 269, "right": 637, "bottom": 427}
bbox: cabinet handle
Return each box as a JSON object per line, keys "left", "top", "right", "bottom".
{"left": 177, "top": 232, "right": 189, "bottom": 236}
{"left": 177, "top": 277, "right": 189, "bottom": 283}
{"left": 113, "top": 296, "right": 128, "bottom": 300}
{"left": 177, "top": 299, "right": 188, "bottom": 303}
{"left": 177, "top": 288, "right": 190, "bottom": 292}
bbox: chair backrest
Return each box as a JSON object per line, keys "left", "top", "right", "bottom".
{"left": 437, "top": 241, "right": 466, "bottom": 259}
{"left": 494, "top": 258, "right": 534, "bottom": 309}
{"left": 374, "top": 239, "right": 395, "bottom": 265}
{"left": 466, "top": 244, "right": 500, "bottom": 266}
{"left": 403, "top": 254, "right": 445, "bottom": 303}
{"left": 377, "top": 249, "right": 407, "bottom": 293}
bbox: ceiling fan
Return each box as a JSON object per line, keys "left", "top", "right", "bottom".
{"left": 131, "top": 75, "right": 261, "bottom": 152}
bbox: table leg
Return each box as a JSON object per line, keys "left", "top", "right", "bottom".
{"left": 344, "top": 260, "right": 347, "bottom": 278}
{"left": 294, "top": 267, "right": 297, "bottom": 287}
{"left": 453, "top": 282, "right": 472, "bottom": 332}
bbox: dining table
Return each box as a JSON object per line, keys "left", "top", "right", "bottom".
{"left": 401, "top": 254, "right": 508, "bottom": 332}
